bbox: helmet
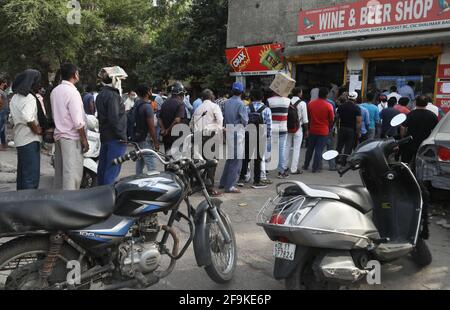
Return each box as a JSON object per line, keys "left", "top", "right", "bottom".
{"left": 171, "top": 81, "right": 186, "bottom": 95}
{"left": 348, "top": 91, "right": 358, "bottom": 101}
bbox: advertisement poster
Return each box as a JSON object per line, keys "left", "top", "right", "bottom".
{"left": 226, "top": 43, "right": 285, "bottom": 76}
{"left": 298, "top": 0, "right": 450, "bottom": 42}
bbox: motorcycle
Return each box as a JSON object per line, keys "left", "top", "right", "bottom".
{"left": 0, "top": 146, "right": 237, "bottom": 290}
{"left": 257, "top": 114, "right": 432, "bottom": 290}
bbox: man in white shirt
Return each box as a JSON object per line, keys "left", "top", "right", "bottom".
{"left": 286, "top": 87, "right": 309, "bottom": 174}
{"left": 124, "top": 90, "right": 137, "bottom": 112}
{"left": 387, "top": 86, "right": 402, "bottom": 103}
{"left": 192, "top": 89, "right": 224, "bottom": 196}
{"left": 10, "top": 69, "right": 43, "bottom": 190}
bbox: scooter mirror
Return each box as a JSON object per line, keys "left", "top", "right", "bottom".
{"left": 390, "top": 113, "right": 407, "bottom": 127}
{"left": 322, "top": 150, "right": 339, "bottom": 161}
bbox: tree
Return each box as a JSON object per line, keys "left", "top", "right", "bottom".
{"left": 137, "top": 0, "right": 230, "bottom": 94}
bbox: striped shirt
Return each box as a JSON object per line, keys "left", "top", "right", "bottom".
{"left": 268, "top": 96, "right": 290, "bottom": 134}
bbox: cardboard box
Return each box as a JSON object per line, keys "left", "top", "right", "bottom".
{"left": 270, "top": 73, "right": 296, "bottom": 97}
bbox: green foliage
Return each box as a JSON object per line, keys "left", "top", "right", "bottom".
{"left": 0, "top": 0, "right": 229, "bottom": 92}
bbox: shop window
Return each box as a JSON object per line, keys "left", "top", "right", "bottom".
{"left": 295, "top": 62, "right": 345, "bottom": 100}
{"left": 367, "top": 58, "right": 437, "bottom": 96}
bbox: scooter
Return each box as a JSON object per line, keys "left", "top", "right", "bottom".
{"left": 82, "top": 115, "right": 101, "bottom": 188}
{"left": 257, "top": 114, "right": 432, "bottom": 290}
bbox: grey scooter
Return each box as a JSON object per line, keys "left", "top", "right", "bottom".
{"left": 257, "top": 114, "right": 432, "bottom": 289}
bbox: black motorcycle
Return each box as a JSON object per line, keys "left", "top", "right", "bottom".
{"left": 0, "top": 147, "right": 236, "bottom": 290}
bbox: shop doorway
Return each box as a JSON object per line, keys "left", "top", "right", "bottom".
{"left": 245, "top": 75, "right": 275, "bottom": 90}
{"left": 296, "top": 62, "right": 345, "bottom": 100}
{"left": 367, "top": 58, "right": 438, "bottom": 97}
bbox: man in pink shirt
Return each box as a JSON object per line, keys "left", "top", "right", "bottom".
{"left": 51, "top": 63, "right": 89, "bottom": 190}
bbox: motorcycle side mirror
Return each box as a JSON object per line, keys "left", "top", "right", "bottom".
{"left": 390, "top": 113, "right": 407, "bottom": 127}
{"left": 322, "top": 150, "right": 339, "bottom": 161}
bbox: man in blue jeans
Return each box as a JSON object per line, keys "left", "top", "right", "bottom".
{"left": 303, "top": 87, "right": 335, "bottom": 173}
{"left": 133, "top": 84, "right": 160, "bottom": 175}
{"left": 96, "top": 67, "right": 128, "bottom": 185}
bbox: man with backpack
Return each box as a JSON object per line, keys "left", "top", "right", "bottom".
{"left": 286, "top": 87, "right": 308, "bottom": 175}
{"left": 238, "top": 88, "right": 272, "bottom": 189}
{"left": 128, "top": 84, "right": 160, "bottom": 175}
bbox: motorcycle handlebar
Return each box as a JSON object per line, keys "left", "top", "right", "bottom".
{"left": 112, "top": 152, "right": 134, "bottom": 166}
{"left": 338, "top": 164, "right": 353, "bottom": 177}
{"left": 396, "top": 136, "right": 413, "bottom": 146}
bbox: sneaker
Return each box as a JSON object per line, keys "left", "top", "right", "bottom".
{"left": 278, "top": 172, "right": 289, "bottom": 179}
{"left": 252, "top": 182, "right": 268, "bottom": 189}
{"left": 261, "top": 179, "right": 273, "bottom": 185}
{"left": 237, "top": 179, "right": 245, "bottom": 187}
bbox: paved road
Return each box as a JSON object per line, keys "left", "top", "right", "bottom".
{"left": 0, "top": 148, "right": 449, "bottom": 290}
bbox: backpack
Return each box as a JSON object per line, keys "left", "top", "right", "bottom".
{"left": 248, "top": 104, "right": 267, "bottom": 125}
{"left": 127, "top": 101, "right": 147, "bottom": 142}
{"left": 287, "top": 100, "right": 301, "bottom": 134}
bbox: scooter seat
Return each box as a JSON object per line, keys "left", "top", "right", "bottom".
{"left": 311, "top": 185, "right": 373, "bottom": 214}
{"left": 0, "top": 186, "right": 116, "bottom": 234}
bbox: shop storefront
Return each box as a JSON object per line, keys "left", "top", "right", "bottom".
{"left": 225, "top": 43, "right": 287, "bottom": 91}
{"left": 284, "top": 0, "right": 450, "bottom": 112}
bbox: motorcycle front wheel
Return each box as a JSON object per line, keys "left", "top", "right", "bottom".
{"left": 204, "top": 209, "right": 237, "bottom": 284}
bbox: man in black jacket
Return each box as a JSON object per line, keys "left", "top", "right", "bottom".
{"left": 96, "top": 67, "right": 128, "bottom": 185}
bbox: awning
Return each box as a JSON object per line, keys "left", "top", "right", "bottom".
{"left": 285, "top": 31, "right": 450, "bottom": 57}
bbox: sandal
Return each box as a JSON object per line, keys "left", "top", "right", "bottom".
{"left": 209, "top": 189, "right": 223, "bottom": 197}
{"left": 225, "top": 187, "right": 241, "bottom": 194}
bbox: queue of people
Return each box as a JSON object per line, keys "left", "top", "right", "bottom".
{"left": 2, "top": 67, "right": 444, "bottom": 197}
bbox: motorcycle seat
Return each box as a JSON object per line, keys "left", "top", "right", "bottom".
{"left": 0, "top": 186, "right": 116, "bottom": 234}
{"left": 310, "top": 185, "right": 373, "bottom": 214}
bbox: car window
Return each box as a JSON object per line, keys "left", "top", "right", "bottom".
{"left": 442, "top": 115, "right": 450, "bottom": 133}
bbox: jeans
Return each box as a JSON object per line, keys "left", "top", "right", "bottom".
{"left": 337, "top": 127, "right": 356, "bottom": 156}
{"left": 277, "top": 132, "right": 288, "bottom": 173}
{"left": 98, "top": 140, "right": 127, "bottom": 186}
{"left": 303, "top": 134, "right": 328, "bottom": 172}
{"left": 0, "top": 110, "right": 7, "bottom": 145}
{"left": 367, "top": 128, "right": 375, "bottom": 140}
{"left": 325, "top": 131, "right": 337, "bottom": 170}
{"left": 220, "top": 131, "right": 244, "bottom": 191}
{"left": 202, "top": 134, "right": 218, "bottom": 192}
{"left": 285, "top": 130, "right": 303, "bottom": 173}
{"left": 17, "top": 141, "right": 40, "bottom": 190}
{"left": 240, "top": 131, "right": 262, "bottom": 183}
{"left": 136, "top": 136, "right": 156, "bottom": 175}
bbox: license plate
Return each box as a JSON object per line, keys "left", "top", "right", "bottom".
{"left": 273, "top": 242, "right": 296, "bottom": 261}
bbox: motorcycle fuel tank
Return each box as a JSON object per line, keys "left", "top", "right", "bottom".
{"left": 114, "top": 172, "right": 184, "bottom": 217}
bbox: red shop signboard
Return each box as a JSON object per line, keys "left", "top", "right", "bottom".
{"left": 225, "top": 43, "right": 285, "bottom": 76}
{"left": 298, "top": 0, "right": 450, "bottom": 43}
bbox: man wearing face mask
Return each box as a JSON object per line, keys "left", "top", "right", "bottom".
{"left": 51, "top": 63, "right": 89, "bottom": 190}
{"left": 124, "top": 90, "right": 137, "bottom": 112}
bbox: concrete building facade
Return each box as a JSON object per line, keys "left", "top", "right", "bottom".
{"left": 226, "top": 0, "right": 450, "bottom": 112}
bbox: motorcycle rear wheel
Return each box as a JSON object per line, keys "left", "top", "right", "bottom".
{"left": 0, "top": 236, "right": 87, "bottom": 290}
{"left": 204, "top": 209, "right": 237, "bottom": 284}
